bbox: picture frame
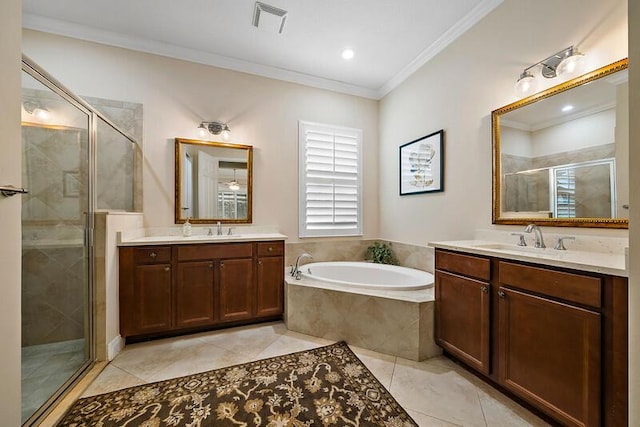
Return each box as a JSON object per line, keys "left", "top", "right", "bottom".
{"left": 399, "top": 130, "right": 444, "bottom": 195}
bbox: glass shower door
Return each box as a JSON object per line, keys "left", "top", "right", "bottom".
{"left": 21, "top": 69, "right": 93, "bottom": 424}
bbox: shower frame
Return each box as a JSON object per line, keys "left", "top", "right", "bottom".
{"left": 21, "top": 54, "right": 139, "bottom": 426}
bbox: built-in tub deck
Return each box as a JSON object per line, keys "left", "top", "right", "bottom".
{"left": 285, "top": 269, "right": 440, "bottom": 362}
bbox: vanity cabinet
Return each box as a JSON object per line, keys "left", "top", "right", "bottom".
{"left": 175, "top": 261, "right": 215, "bottom": 328}
{"left": 119, "top": 240, "right": 284, "bottom": 339}
{"left": 434, "top": 251, "right": 491, "bottom": 374}
{"left": 218, "top": 258, "right": 254, "bottom": 322}
{"left": 256, "top": 242, "right": 285, "bottom": 317}
{"left": 119, "top": 247, "right": 173, "bottom": 336}
{"left": 434, "top": 249, "right": 627, "bottom": 427}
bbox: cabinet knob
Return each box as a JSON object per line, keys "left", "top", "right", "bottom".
{"left": 220, "top": 262, "right": 224, "bottom": 268}
{"left": 150, "top": 251, "right": 157, "bottom": 258}
{"left": 498, "top": 290, "right": 506, "bottom": 299}
{"left": 481, "top": 285, "right": 489, "bottom": 294}
{"left": 268, "top": 247, "right": 273, "bottom": 252}
{"left": 258, "top": 260, "right": 263, "bottom": 265}
{"left": 209, "top": 262, "right": 214, "bottom": 268}
{"left": 164, "top": 266, "right": 170, "bottom": 272}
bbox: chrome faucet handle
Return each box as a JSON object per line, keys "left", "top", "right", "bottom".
{"left": 511, "top": 233, "right": 527, "bottom": 246}
{"left": 227, "top": 227, "right": 233, "bottom": 235}
{"left": 554, "top": 236, "right": 576, "bottom": 251}
{"left": 207, "top": 228, "right": 213, "bottom": 236}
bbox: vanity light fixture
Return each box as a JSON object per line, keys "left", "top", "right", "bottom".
{"left": 198, "top": 121, "right": 231, "bottom": 141}
{"left": 515, "top": 46, "right": 586, "bottom": 98}
{"left": 23, "top": 100, "right": 51, "bottom": 121}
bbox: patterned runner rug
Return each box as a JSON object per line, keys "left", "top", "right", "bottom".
{"left": 58, "top": 341, "right": 417, "bottom": 426}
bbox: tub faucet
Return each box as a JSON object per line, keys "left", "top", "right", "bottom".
{"left": 291, "top": 253, "right": 313, "bottom": 279}
{"left": 216, "top": 221, "right": 222, "bottom": 236}
{"left": 524, "top": 223, "right": 546, "bottom": 248}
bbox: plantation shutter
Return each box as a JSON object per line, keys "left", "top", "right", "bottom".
{"left": 299, "top": 121, "right": 362, "bottom": 237}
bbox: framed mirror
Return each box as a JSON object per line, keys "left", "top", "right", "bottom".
{"left": 175, "top": 138, "right": 252, "bottom": 224}
{"left": 492, "top": 59, "right": 628, "bottom": 228}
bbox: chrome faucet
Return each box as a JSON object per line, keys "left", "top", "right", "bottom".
{"left": 524, "top": 224, "right": 546, "bottom": 248}
{"left": 216, "top": 221, "right": 222, "bottom": 236}
{"left": 291, "top": 253, "right": 313, "bottom": 279}
{"left": 207, "top": 227, "right": 213, "bottom": 236}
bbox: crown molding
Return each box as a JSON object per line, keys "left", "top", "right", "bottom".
{"left": 23, "top": 13, "right": 380, "bottom": 100}
{"left": 24, "top": 1, "right": 503, "bottom": 101}
{"left": 376, "top": 0, "right": 503, "bottom": 98}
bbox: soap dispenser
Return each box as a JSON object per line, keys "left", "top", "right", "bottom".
{"left": 182, "top": 217, "right": 192, "bottom": 236}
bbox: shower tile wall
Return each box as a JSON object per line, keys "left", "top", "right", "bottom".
{"left": 502, "top": 144, "right": 616, "bottom": 214}
{"left": 21, "top": 91, "right": 142, "bottom": 347}
{"left": 86, "top": 96, "right": 143, "bottom": 213}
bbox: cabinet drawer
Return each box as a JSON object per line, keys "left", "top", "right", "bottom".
{"left": 133, "top": 246, "right": 171, "bottom": 264}
{"left": 499, "top": 261, "right": 601, "bottom": 308}
{"left": 257, "top": 241, "right": 284, "bottom": 257}
{"left": 177, "top": 243, "right": 253, "bottom": 261}
{"left": 436, "top": 250, "right": 490, "bottom": 281}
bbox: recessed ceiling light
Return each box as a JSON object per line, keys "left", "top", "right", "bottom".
{"left": 341, "top": 48, "right": 355, "bottom": 60}
{"left": 561, "top": 105, "right": 574, "bottom": 112}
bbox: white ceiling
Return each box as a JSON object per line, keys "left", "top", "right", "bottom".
{"left": 22, "top": 0, "right": 503, "bottom": 99}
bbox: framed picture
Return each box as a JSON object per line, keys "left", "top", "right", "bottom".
{"left": 399, "top": 130, "right": 444, "bottom": 195}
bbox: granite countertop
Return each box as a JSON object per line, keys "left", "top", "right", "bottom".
{"left": 429, "top": 240, "right": 628, "bottom": 277}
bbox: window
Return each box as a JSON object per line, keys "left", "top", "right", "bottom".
{"left": 299, "top": 121, "right": 362, "bottom": 237}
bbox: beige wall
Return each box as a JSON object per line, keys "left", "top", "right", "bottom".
{"left": 0, "top": 0, "right": 23, "bottom": 424}
{"left": 379, "top": 0, "right": 628, "bottom": 245}
{"left": 21, "top": 30, "right": 380, "bottom": 243}
{"left": 628, "top": 0, "right": 639, "bottom": 420}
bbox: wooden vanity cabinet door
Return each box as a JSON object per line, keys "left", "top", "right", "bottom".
{"left": 498, "top": 287, "right": 601, "bottom": 427}
{"left": 435, "top": 270, "right": 491, "bottom": 375}
{"left": 256, "top": 255, "right": 284, "bottom": 317}
{"left": 176, "top": 261, "right": 215, "bottom": 328}
{"left": 219, "top": 258, "right": 254, "bottom": 322}
{"left": 132, "top": 263, "right": 173, "bottom": 334}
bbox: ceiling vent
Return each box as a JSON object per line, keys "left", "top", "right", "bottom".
{"left": 252, "top": 2, "right": 288, "bottom": 35}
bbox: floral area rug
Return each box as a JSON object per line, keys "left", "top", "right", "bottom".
{"left": 57, "top": 341, "right": 417, "bottom": 426}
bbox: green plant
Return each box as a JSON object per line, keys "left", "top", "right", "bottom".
{"left": 366, "top": 241, "right": 397, "bottom": 265}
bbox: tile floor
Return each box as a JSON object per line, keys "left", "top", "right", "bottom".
{"left": 82, "top": 322, "right": 549, "bottom": 426}
{"left": 22, "top": 339, "right": 87, "bottom": 422}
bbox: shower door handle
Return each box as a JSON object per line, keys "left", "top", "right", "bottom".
{"left": 0, "top": 185, "right": 29, "bottom": 197}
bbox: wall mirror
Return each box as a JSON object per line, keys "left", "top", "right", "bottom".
{"left": 492, "top": 58, "right": 628, "bottom": 228}
{"left": 175, "top": 138, "right": 252, "bottom": 224}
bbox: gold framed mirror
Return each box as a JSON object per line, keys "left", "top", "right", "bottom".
{"left": 492, "top": 58, "right": 628, "bottom": 228}
{"left": 175, "top": 138, "right": 253, "bottom": 224}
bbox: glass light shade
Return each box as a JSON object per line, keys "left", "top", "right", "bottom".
{"left": 556, "top": 51, "right": 586, "bottom": 79}
{"left": 229, "top": 181, "right": 240, "bottom": 191}
{"left": 33, "top": 108, "right": 50, "bottom": 121}
{"left": 198, "top": 124, "right": 208, "bottom": 138}
{"left": 515, "top": 72, "right": 538, "bottom": 98}
{"left": 221, "top": 125, "right": 231, "bottom": 141}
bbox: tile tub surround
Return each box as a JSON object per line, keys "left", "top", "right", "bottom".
{"left": 285, "top": 239, "right": 434, "bottom": 272}
{"left": 285, "top": 277, "right": 440, "bottom": 361}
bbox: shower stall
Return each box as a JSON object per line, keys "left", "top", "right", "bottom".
{"left": 20, "top": 56, "right": 140, "bottom": 425}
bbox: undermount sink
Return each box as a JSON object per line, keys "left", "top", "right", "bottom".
{"left": 471, "top": 243, "right": 560, "bottom": 256}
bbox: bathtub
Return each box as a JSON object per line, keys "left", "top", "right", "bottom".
{"left": 285, "top": 261, "right": 440, "bottom": 361}
{"left": 299, "top": 261, "right": 433, "bottom": 291}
